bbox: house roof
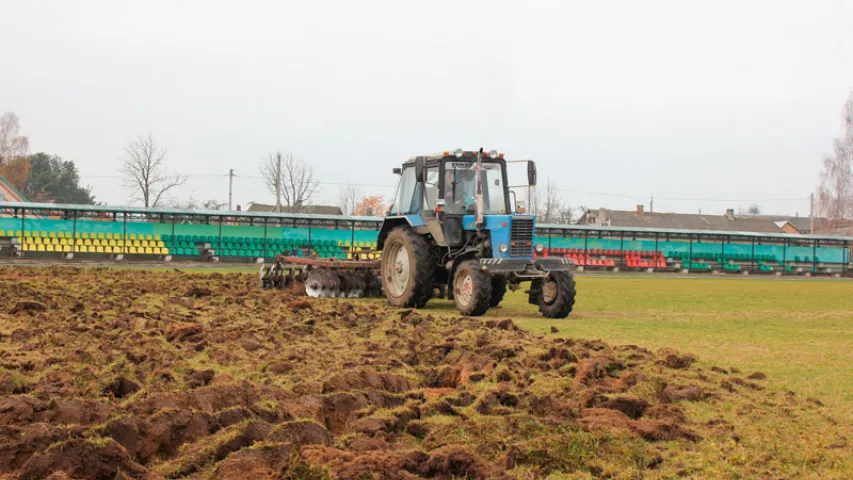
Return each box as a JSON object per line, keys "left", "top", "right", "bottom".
{"left": 246, "top": 203, "right": 343, "bottom": 216}
{"left": 588, "top": 209, "right": 784, "bottom": 233}
{"left": 0, "top": 174, "right": 28, "bottom": 202}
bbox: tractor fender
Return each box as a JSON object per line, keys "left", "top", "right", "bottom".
{"left": 377, "top": 215, "right": 429, "bottom": 250}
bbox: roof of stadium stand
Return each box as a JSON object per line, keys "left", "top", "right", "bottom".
{"left": 2, "top": 201, "right": 852, "bottom": 242}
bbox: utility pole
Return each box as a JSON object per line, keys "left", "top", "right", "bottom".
{"left": 228, "top": 169, "right": 234, "bottom": 211}
{"left": 274, "top": 153, "right": 282, "bottom": 213}
{"left": 650, "top": 193, "right": 654, "bottom": 213}
{"left": 810, "top": 193, "right": 815, "bottom": 234}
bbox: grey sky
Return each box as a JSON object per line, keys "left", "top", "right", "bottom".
{"left": 2, "top": 0, "right": 852, "bottom": 216}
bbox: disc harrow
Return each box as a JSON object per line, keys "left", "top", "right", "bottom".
{"left": 259, "top": 255, "right": 383, "bottom": 298}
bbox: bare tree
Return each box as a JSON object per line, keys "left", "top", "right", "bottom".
{"left": 0, "top": 112, "right": 29, "bottom": 166}
{"left": 0, "top": 112, "right": 31, "bottom": 190}
{"left": 747, "top": 204, "right": 761, "bottom": 215}
{"left": 817, "top": 92, "right": 853, "bottom": 229}
{"left": 260, "top": 152, "right": 318, "bottom": 211}
{"left": 338, "top": 183, "right": 360, "bottom": 216}
{"left": 121, "top": 133, "right": 187, "bottom": 208}
{"left": 557, "top": 204, "right": 575, "bottom": 224}
{"left": 537, "top": 178, "right": 568, "bottom": 224}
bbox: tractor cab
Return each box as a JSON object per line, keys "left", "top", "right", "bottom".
{"left": 385, "top": 149, "right": 544, "bottom": 262}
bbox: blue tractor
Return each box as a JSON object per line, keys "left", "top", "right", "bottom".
{"left": 377, "top": 148, "right": 576, "bottom": 317}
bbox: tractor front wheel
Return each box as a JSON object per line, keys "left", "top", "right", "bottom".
{"left": 534, "top": 271, "right": 576, "bottom": 318}
{"left": 381, "top": 227, "right": 435, "bottom": 308}
{"left": 453, "top": 260, "right": 492, "bottom": 316}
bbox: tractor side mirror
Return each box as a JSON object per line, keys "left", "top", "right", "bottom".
{"left": 392, "top": 168, "right": 402, "bottom": 175}
{"left": 414, "top": 157, "right": 425, "bottom": 182}
{"left": 527, "top": 161, "right": 537, "bottom": 186}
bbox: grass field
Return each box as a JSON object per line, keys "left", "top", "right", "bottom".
{"left": 416, "top": 276, "right": 853, "bottom": 478}
{"left": 485, "top": 277, "right": 853, "bottom": 412}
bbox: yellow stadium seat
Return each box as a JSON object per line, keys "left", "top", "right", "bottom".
{"left": 23, "top": 244, "right": 33, "bottom": 251}
{"left": 153, "top": 234, "right": 161, "bottom": 241}
{"left": 105, "top": 233, "right": 113, "bottom": 240}
{"left": 145, "top": 234, "right": 153, "bottom": 241}
{"left": 61, "top": 232, "right": 69, "bottom": 238}
{"left": 108, "top": 240, "right": 116, "bottom": 247}
{"left": 15, "top": 230, "right": 22, "bottom": 237}
{"left": 132, "top": 240, "right": 141, "bottom": 247}
{"left": 94, "top": 246, "right": 102, "bottom": 253}
{"left": 59, "top": 239, "right": 67, "bottom": 246}
{"left": 82, "top": 232, "right": 89, "bottom": 239}
{"left": 103, "top": 246, "right": 112, "bottom": 253}
{"left": 39, "top": 231, "right": 47, "bottom": 237}
{"left": 48, "top": 231, "right": 56, "bottom": 238}
{"left": 129, "top": 233, "right": 136, "bottom": 240}
{"left": 83, "top": 239, "right": 91, "bottom": 246}
{"left": 144, "top": 247, "right": 153, "bottom": 254}
{"left": 46, "top": 245, "right": 55, "bottom": 252}
{"left": 129, "top": 247, "right": 137, "bottom": 254}
{"left": 81, "top": 246, "right": 90, "bottom": 253}
{"left": 61, "top": 245, "right": 69, "bottom": 253}
{"left": 37, "top": 244, "right": 45, "bottom": 252}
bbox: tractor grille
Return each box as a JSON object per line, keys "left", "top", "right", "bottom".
{"left": 510, "top": 217, "right": 534, "bottom": 257}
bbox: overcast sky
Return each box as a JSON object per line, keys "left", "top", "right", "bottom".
{"left": 2, "top": 0, "right": 852, "bottom": 216}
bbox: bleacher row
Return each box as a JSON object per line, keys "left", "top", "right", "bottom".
{"left": 0, "top": 230, "right": 382, "bottom": 261}
{"left": 0, "top": 227, "right": 844, "bottom": 275}
{"left": 160, "top": 235, "right": 382, "bottom": 260}
{"left": 536, "top": 246, "right": 830, "bottom": 274}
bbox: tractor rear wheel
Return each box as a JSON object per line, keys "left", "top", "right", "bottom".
{"left": 453, "top": 260, "right": 492, "bottom": 316}
{"left": 381, "top": 227, "right": 435, "bottom": 308}
{"left": 489, "top": 277, "right": 507, "bottom": 307}
{"left": 535, "top": 271, "right": 576, "bottom": 318}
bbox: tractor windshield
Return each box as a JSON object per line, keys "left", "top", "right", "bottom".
{"left": 444, "top": 161, "right": 507, "bottom": 215}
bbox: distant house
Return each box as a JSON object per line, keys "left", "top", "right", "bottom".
{"left": 774, "top": 220, "right": 802, "bottom": 235}
{"left": 246, "top": 202, "right": 343, "bottom": 216}
{"left": 578, "top": 205, "right": 785, "bottom": 234}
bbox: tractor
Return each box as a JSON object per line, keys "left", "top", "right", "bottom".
{"left": 260, "top": 148, "right": 576, "bottom": 318}
{"left": 377, "top": 148, "right": 575, "bottom": 317}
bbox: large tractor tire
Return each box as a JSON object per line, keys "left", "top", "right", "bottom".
{"left": 452, "top": 260, "right": 493, "bottom": 316}
{"left": 489, "top": 277, "right": 508, "bottom": 308}
{"left": 381, "top": 227, "right": 435, "bottom": 308}
{"left": 534, "top": 271, "right": 576, "bottom": 319}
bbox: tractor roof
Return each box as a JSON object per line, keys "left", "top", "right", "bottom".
{"left": 405, "top": 149, "right": 505, "bottom": 163}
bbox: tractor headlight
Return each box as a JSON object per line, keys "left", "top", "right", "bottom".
{"left": 535, "top": 244, "right": 545, "bottom": 253}
{"left": 499, "top": 244, "right": 508, "bottom": 253}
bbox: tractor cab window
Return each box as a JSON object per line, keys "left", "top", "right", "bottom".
{"left": 392, "top": 166, "right": 419, "bottom": 214}
{"left": 444, "top": 161, "right": 507, "bottom": 215}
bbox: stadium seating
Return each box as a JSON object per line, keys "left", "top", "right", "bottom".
{"left": 1, "top": 218, "right": 845, "bottom": 274}
{"left": 7, "top": 231, "right": 170, "bottom": 256}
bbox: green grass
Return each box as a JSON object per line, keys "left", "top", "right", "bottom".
{"left": 427, "top": 276, "right": 853, "bottom": 418}
{"left": 420, "top": 276, "right": 853, "bottom": 477}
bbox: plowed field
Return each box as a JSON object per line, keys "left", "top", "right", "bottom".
{"left": 0, "top": 268, "right": 844, "bottom": 479}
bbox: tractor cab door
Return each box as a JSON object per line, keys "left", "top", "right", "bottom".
{"left": 391, "top": 166, "right": 422, "bottom": 216}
